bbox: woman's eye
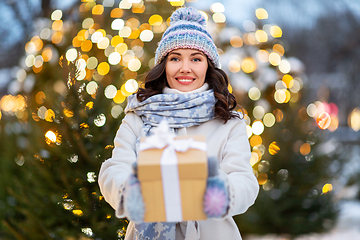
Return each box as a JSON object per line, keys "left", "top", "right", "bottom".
{"left": 193, "top": 58, "right": 201, "bottom": 62}
{"left": 170, "top": 57, "right": 179, "bottom": 61}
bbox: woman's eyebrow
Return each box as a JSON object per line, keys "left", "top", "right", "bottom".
{"left": 190, "top": 52, "right": 206, "bottom": 57}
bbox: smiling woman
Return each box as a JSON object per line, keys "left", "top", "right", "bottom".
{"left": 98, "top": 6, "right": 259, "bottom": 240}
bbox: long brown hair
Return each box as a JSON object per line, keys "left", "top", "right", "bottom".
{"left": 136, "top": 55, "right": 241, "bottom": 123}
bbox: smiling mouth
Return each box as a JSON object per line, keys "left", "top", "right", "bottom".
{"left": 176, "top": 78, "right": 195, "bottom": 84}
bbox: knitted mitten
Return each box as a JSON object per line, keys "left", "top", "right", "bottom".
{"left": 124, "top": 163, "right": 145, "bottom": 223}
{"left": 203, "top": 157, "right": 230, "bottom": 218}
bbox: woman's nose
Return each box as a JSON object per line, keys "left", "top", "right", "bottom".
{"left": 180, "top": 60, "right": 191, "bottom": 73}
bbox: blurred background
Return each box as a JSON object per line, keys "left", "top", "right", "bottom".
{"left": 0, "top": 0, "right": 360, "bottom": 239}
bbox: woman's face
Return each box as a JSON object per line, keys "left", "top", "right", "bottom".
{"left": 165, "top": 48, "right": 208, "bottom": 92}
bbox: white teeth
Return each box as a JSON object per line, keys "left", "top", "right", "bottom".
{"left": 177, "top": 79, "right": 194, "bottom": 82}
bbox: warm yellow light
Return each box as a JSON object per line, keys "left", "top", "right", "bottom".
{"left": 52, "top": 20, "right": 63, "bottom": 31}
{"left": 111, "top": 36, "right": 124, "bottom": 46}
{"left": 113, "top": 90, "right": 126, "bottom": 104}
{"left": 279, "top": 60, "right": 291, "bottom": 74}
{"left": 300, "top": 143, "right": 311, "bottom": 156}
{"left": 230, "top": 36, "right": 243, "bottom": 48}
{"left": 258, "top": 173, "right": 268, "bottom": 185}
{"left": 111, "top": 8, "right": 123, "bottom": 18}
{"left": 270, "top": 25, "right": 282, "bottom": 38}
{"left": 81, "top": 40, "right": 92, "bottom": 52}
{"left": 250, "top": 135, "right": 262, "bottom": 147}
{"left": 273, "top": 44, "right": 285, "bottom": 56}
{"left": 210, "top": 2, "right": 225, "bottom": 12}
{"left": 269, "top": 52, "right": 281, "bottom": 66}
{"left": 119, "top": 26, "right": 132, "bottom": 38}
{"left": 97, "top": 62, "right": 110, "bottom": 75}
{"left": 255, "top": 8, "right": 268, "bottom": 19}
{"left": 51, "top": 9, "right": 63, "bottom": 20}
{"left": 45, "top": 131, "right": 57, "bottom": 144}
{"left": 149, "top": 14, "right": 163, "bottom": 26}
{"left": 115, "top": 43, "right": 128, "bottom": 55}
{"left": 72, "top": 209, "right": 84, "bottom": 216}
{"left": 92, "top": 4, "right": 104, "bottom": 15}
{"left": 255, "top": 30, "right": 268, "bottom": 42}
{"left": 241, "top": 58, "right": 257, "bottom": 73}
{"left": 256, "top": 49, "right": 269, "bottom": 62}
{"left": 228, "top": 60, "right": 241, "bottom": 73}
{"left": 169, "top": 0, "right": 185, "bottom": 7}
{"left": 322, "top": 183, "right": 333, "bottom": 194}
{"left": 268, "top": 141, "right": 280, "bottom": 155}
{"left": 212, "top": 12, "right": 226, "bottom": 23}
{"left": 349, "top": 108, "right": 360, "bottom": 132}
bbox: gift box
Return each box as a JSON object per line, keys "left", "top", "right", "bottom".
{"left": 137, "top": 129, "right": 208, "bottom": 223}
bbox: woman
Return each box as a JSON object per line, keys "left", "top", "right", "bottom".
{"left": 98, "top": 6, "right": 259, "bottom": 240}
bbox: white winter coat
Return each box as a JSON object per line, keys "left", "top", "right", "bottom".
{"left": 98, "top": 107, "right": 259, "bottom": 240}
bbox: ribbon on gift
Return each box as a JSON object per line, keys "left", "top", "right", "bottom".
{"left": 138, "top": 120, "right": 207, "bottom": 222}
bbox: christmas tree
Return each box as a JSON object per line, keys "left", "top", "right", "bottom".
{"left": 0, "top": 1, "right": 338, "bottom": 239}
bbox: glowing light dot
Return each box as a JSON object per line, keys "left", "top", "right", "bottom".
{"left": 279, "top": 60, "right": 291, "bottom": 74}
{"left": 316, "top": 112, "right": 331, "bottom": 130}
{"left": 269, "top": 52, "right": 281, "bottom": 66}
{"left": 252, "top": 121, "right": 264, "bottom": 135}
{"left": 255, "top": 30, "right": 268, "bottom": 42}
{"left": 253, "top": 106, "right": 265, "bottom": 119}
{"left": 211, "top": 2, "right": 225, "bottom": 12}
{"left": 82, "top": 18, "right": 94, "bottom": 29}
{"left": 241, "top": 58, "right": 257, "bottom": 73}
{"left": 111, "top": 105, "right": 124, "bottom": 118}
{"left": 38, "top": 106, "right": 47, "bottom": 119}
{"left": 97, "top": 37, "right": 110, "bottom": 49}
{"left": 86, "top": 81, "right": 98, "bottom": 95}
{"left": 45, "top": 131, "right": 57, "bottom": 143}
{"left": 120, "top": 0, "right": 132, "bottom": 9}
{"left": 250, "top": 135, "right": 262, "bottom": 147}
{"left": 228, "top": 60, "right": 241, "bottom": 73}
{"left": 113, "top": 90, "right": 126, "bottom": 103}
{"left": 139, "top": 30, "right": 154, "bottom": 42}
{"left": 73, "top": 209, "right": 83, "bottom": 216}
{"left": 257, "top": 49, "right": 269, "bottom": 62}
{"left": 65, "top": 48, "right": 78, "bottom": 62}
{"left": 250, "top": 152, "right": 259, "bottom": 166}
{"left": 119, "top": 26, "right": 132, "bottom": 38}
{"left": 128, "top": 58, "right": 141, "bottom": 71}
{"left": 125, "top": 79, "right": 138, "bottom": 93}
{"left": 92, "top": 4, "right": 104, "bottom": 15}
{"left": 248, "top": 87, "right": 261, "bottom": 101}
{"left": 230, "top": 36, "right": 243, "bottom": 48}
{"left": 255, "top": 8, "right": 268, "bottom": 19}
{"left": 322, "top": 183, "right": 333, "bottom": 194}
{"left": 111, "top": 19, "right": 125, "bottom": 30}
{"left": 108, "top": 52, "right": 121, "bottom": 65}
{"left": 94, "top": 113, "right": 106, "bottom": 127}
{"left": 246, "top": 125, "right": 253, "bottom": 138}
{"left": 258, "top": 173, "right": 268, "bottom": 185}
{"left": 268, "top": 141, "right": 280, "bottom": 155}
{"left": 91, "top": 31, "right": 104, "bottom": 43}
{"left": 300, "top": 143, "right": 311, "bottom": 156}
{"left": 274, "top": 89, "right": 286, "bottom": 103}
{"left": 258, "top": 160, "right": 270, "bottom": 173}
{"left": 51, "top": 10, "right": 63, "bottom": 21}
{"left": 263, "top": 113, "right": 275, "bottom": 127}
{"left": 149, "top": 14, "right": 163, "bottom": 26}
{"left": 87, "top": 57, "right": 98, "bottom": 69}
{"left": 105, "top": 85, "right": 117, "bottom": 99}
{"left": 306, "top": 103, "right": 317, "bottom": 117}
{"left": 349, "top": 108, "right": 360, "bottom": 132}
{"left": 212, "top": 12, "right": 226, "bottom": 23}
{"left": 270, "top": 25, "right": 283, "bottom": 38}
{"left": 97, "top": 62, "right": 110, "bottom": 76}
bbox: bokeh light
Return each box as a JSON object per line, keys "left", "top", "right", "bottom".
{"left": 252, "top": 121, "right": 264, "bottom": 135}
{"left": 248, "top": 87, "right": 261, "bottom": 101}
{"left": 255, "top": 8, "right": 268, "bottom": 19}
{"left": 349, "top": 108, "right": 360, "bottom": 132}
{"left": 269, "top": 141, "right": 280, "bottom": 155}
{"left": 316, "top": 112, "right": 331, "bottom": 130}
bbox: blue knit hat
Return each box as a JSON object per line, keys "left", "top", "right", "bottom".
{"left": 155, "top": 7, "right": 220, "bottom": 68}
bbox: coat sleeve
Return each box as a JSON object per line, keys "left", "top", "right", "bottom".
{"left": 98, "top": 112, "right": 142, "bottom": 218}
{"left": 219, "top": 119, "right": 259, "bottom": 218}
